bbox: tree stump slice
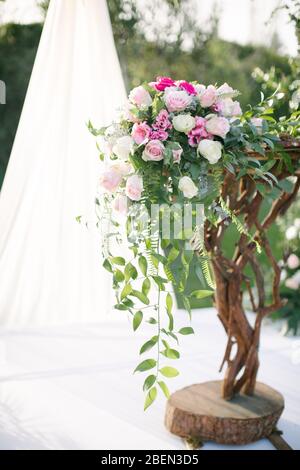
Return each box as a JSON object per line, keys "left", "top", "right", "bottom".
{"left": 165, "top": 381, "right": 284, "bottom": 445}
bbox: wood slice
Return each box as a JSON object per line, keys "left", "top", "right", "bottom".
{"left": 165, "top": 381, "right": 284, "bottom": 445}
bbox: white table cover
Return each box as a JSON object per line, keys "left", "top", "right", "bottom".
{"left": 0, "top": 308, "right": 299, "bottom": 450}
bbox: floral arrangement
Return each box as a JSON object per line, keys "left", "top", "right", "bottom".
{"left": 88, "top": 76, "right": 300, "bottom": 409}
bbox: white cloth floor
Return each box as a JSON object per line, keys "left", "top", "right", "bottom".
{"left": 0, "top": 308, "right": 299, "bottom": 450}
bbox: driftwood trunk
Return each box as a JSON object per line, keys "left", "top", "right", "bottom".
{"left": 203, "top": 145, "right": 300, "bottom": 400}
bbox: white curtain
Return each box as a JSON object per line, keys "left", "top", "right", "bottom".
{"left": 0, "top": 0, "right": 126, "bottom": 326}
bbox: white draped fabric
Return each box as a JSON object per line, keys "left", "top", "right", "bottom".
{"left": 0, "top": 0, "right": 126, "bottom": 326}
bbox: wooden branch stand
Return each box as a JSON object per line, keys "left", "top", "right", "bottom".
{"left": 165, "top": 142, "right": 300, "bottom": 449}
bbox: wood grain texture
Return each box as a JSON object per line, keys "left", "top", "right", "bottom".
{"left": 165, "top": 381, "right": 284, "bottom": 445}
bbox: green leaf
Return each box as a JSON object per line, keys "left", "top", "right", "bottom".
{"left": 140, "top": 336, "right": 158, "bottom": 354}
{"left": 159, "top": 366, "right": 179, "bottom": 378}
{"left": 121, "top": 283, "right": 132, "bottom": 300}
{"left": 143, "top": 375, "right": 156, "bottom": 392}
{"left": 148, "top": 317, "right": 157, "bottom": 325}
{"left": 162, "top": 348, "right": 180, "bottom": 359}
{"left": 142, "top": 278, "right": 151, "bottom": 296}
{"left": 103, "top": 259, "right": 113, "bottom": 273}
{"left": 166, "top": 293, "right": 173, "bottom": 314}
{"left": 133, "top": 311, "right": 143, "bottom": 331}
{"left": 110, "top": 256, "right": 126, "bottom": 266}
{"left": 114, "top": 269, "right": 125, "bottom": 283}
{"left": 115, "top": 303, "right": 130, "bottom": 311}
{"left": 144, "top": 387, "right": 157, "bottom": 411}
{"left": 134, "top": 359, "right": 156, "bottom": 373}
{"left": 277, "top": 178, "right": 294, "bottom": 194}
{"left": 179, "top": 327, "right": 194, "bottom": 335}
{"left": 167, "top": 247, "right": 180, "bottom": 264}
{"left": 182, "top": 295, "right": 191, "bottom": 318}
{"left": 151, "top": 253, "right": 168, "bottom": 265}
{"left": 131, "top": 290, "right": 150, "bottom": 305}
{"left": 190, "top": 290, "right": 214, "bottom": 299}
{"left": 165, "top": 292, "right": 174, "bottom": 331}
{"left": 124, "top": 262, "right": 138, "bottom": 281}
{"left": 158, "top": 381, "right": 170, "bottom": 399}
{"left": 138, "top": 256, "right": 148, "bottom": 276}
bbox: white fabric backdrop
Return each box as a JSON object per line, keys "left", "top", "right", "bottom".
{"left": 0, "top": 0, "right": 126, "bottom": 326}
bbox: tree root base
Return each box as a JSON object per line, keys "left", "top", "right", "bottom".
{"left": 165, "top": 381, "right": 284, "bottom": 446}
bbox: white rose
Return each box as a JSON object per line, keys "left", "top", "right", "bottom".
{"left": 173, "top": 114, "right": 195, "bottom": 134}
{"left": 286, "top": 226, "right": 298, "bottom": 240}
{"left": 112, "top": 136, "right": 134, "bottom": 160}
{"left": 294, "top": 218, "right": 300, "bottom": 229}
{"left": 178, "top": 176, "right": 198, "bottom": 199}
{"left": 198, "top": 139, "right": 223, "bottom": 164}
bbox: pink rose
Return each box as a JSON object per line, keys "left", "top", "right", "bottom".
{"left": 126, "top": 175, "right": 143, "bottom": 201}
{"left": 153, "top": 76, "right": 175, "bottom": 91}
{"left": 164, "top": 90, "right": 192, "bottom": 112}
{"left": 199, "top": 85, "right": 217, "bottom": 108}
{"left": 149, "top": 129, "right": 169, "bottom": 141}
{"left": 178, "top": 80, "right": 197, "bottom": 95}
{"left": 172, "top": 146, "right": 183, "bottom": 164}
{"left": 131, "top": 122, "right": 151, "bottom": 145}
{"left": 205, "top": 116, "right": 230, "bottom": 139}
{"left": 129, "top": 86, "right": 152, "bottom": 108}
{"left": 113, "top": 194, "right": 128, "bottom": 214}
{"left": 142, "top": 140, "right": 165, "bottom": 161}
{"left": 99, "top": 169, "right": 122, "bottom": 193}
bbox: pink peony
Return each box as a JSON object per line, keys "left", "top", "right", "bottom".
{"left": 131, "top": 122, "right": 151, "bottom": 145}
{"left": 142, "top": 140, "right": 165, "bottom": 161}
{"left": 99, "top": 169, "right": 122, "bottom": 193}
{"left": 129, "top": 86, "right": 152, "bottom": 108}
{"left": 113, "top": 194, "right": 128, "bottom": 214}
{"left": 126, "top": 175, "right": 143, "bottom": 201}
{"left": 172, "top": 146, "right": 183, "bottom": 163}
{"left": 205, "top": 116, "right": 230, "bottom": 139}
{"left": 188, "top": 116, "right": 213, "bottom": 147}
{"left": 152, "top": 109, "right": 172, "bottom": 131}
{"left": 178, "top": 80, "right": 197, "bottom": 95}
{"left": 153, "top": 76, "right": 175, "bottom": 91}
{"left": 199, "top": 85, "right": 217, "bottom": 108}
{"left": 164, "top": 90, "right": 192, "bottom": 112}
{"left": 149, "top": 129, "right": 169, "bottom": 141}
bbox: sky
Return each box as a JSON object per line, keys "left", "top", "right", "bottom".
{"left": 0, "top": 0, "right": 298, "bottom": 56}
